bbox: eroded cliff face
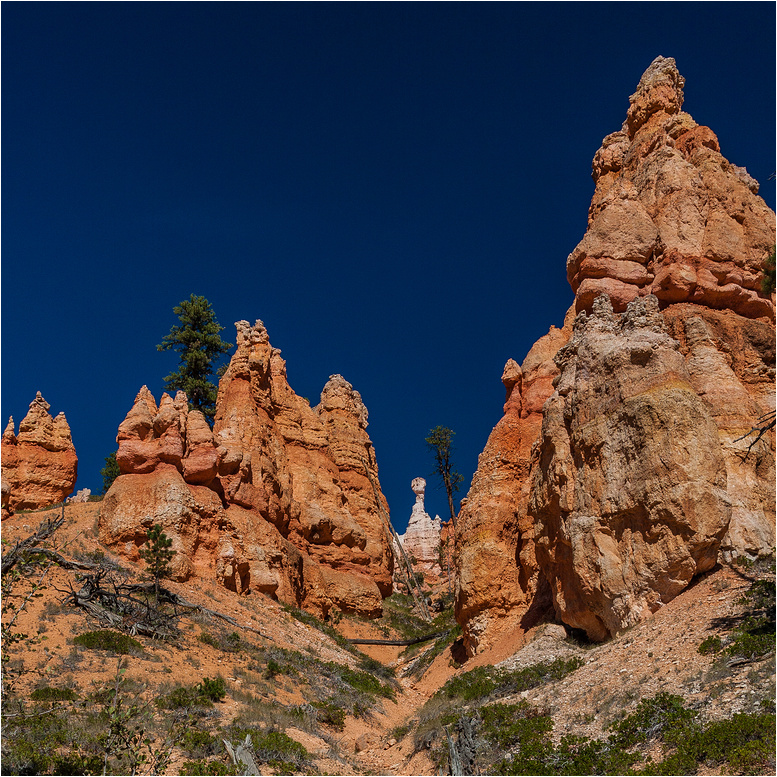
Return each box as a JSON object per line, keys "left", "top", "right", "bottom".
{"left": 1, "top": 393, "right": 78, "bottom": 516}
{"left": 568, "top": 56, "right": 774, "bottom": 320}
{"left": 455, "top": 56, "right": 775, "bottom": 653}
{"left": 530, "top": 295, "right": 731, "bottom": 642}
{"left": 100, "top": 320, "right": 393, "bottom": 618}
{"left": 454, "top": 313, "right": 574, "bottom": 652}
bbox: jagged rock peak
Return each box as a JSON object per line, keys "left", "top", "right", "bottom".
{"left": 318, "top": 374, "right": 369, "bottom": 430}
{"left": 1, "top": 393, "right": 78, "bottom": 515}
{"left": 568, "top": 56, "right": 775, "bottom": 320}
{"left": 235, "top": 319, "right": 269, "bottom": 347}
{"left": 625, "top": 55, "right": 685, "bottom": 136}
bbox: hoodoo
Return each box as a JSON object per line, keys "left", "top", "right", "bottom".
{"left": 1, "top": 392, "right": 78, "bottom": 517}
{"left": 101, "top": 319, "right": 394, "bottom": 618}
{"left": 455, "top": 56, "right": 775, "bottom": 654}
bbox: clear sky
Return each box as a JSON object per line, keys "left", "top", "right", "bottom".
{"left": 2, "top": 2, "right": 775, "bottom": 533}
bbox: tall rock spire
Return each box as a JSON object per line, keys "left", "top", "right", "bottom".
{"left": 568, "top": 55, "right": 775, "bottom": 319}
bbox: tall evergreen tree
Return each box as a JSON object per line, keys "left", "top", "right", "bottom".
{"left": 426, "top": 425, "right": 464, "bottom": 527}
{"left": 157, "top": 295, "right": 232, "bottom": 424}
{"left": 100, "top": 451, "right": 120, "bottom": 494}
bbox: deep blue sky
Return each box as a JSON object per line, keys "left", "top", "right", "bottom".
{"left": 2, "top": 3, "right": 775, "bottom": 532}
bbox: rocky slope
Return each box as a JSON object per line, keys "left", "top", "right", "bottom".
{"left": 100, "top": 319, "right": 394, "bottom": 619}
{"left": 2, "top": 504, "right": 773, "bottom": 776}
{"left": 455, "top": 56, "right": 775, "bottom": 654}
{"left": 1, "top": 392, "right": 78, "bottom": 517}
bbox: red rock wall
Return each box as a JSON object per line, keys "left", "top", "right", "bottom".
{"left": 455, "top": 56, "right": 775, "bottom": 654}
{"left": 100, "top": 320, "right": 393, "bottom": 619}
{"left": 1, "top": 393, "right": 78, "bottom": 516}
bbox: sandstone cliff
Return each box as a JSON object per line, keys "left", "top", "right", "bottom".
{"left": 1, "top": 392, "right": 78, "bottom": 516}
{"left": 455, "top": 56, "right": 775, "bottom": 653}
{"left": 100, "top": 320, "right": 393, "bottom": 618}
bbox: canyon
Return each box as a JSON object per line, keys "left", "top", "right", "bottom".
{"left": 1, "top": 55, "right": 774, "bottom": 777}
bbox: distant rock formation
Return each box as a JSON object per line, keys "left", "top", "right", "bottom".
{"left": 455, "top": 56, "right": 775, "bottom": 654}
{"left": 1, "top": 392, "right": 78, "bottom": 517}
{"left": 100, "top": 320, "right": 393, "bottom": 619}
{"left": 396, "top": 478, "right": 443, "bottom": 583}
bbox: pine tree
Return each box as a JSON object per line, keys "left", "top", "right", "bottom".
{"left": 426, "top": 426, "right": 465, "bottom": 527}
{"left": 138, "top": 524, "right": 175, "bottom": 601}
{"left": 157, "top": 295, "right": 232, "bottom": 423}
{"left": 100, "top": 451, "right": 121, "bottom": 494}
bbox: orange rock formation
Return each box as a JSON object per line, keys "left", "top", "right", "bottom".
{"left": 455, "top": 56, "right": 775, "bottom": 654}
{"left": 100, "top": 320, "right": 393, "bottom": 618}
{"left": 1, "top": 392, "right": 78, "bottom": 517}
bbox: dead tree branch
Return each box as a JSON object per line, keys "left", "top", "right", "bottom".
{"left": 1, "top": 511, "right": 65, "bottom": 575}
{"left": 734, "top": 410, "right": 776, "bottom": 461}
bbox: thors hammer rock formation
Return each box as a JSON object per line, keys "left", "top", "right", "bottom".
{"left": 101, "top": 320, "right": 393, "bottom": 618}
{"left": 396, "top": 478, "right": 443, "bottom": 582}
{"left": 455, "top": 56, "right": 775, "bottom": 654}
{"left": 1, "top": 393, "right": 78, "bottom": 517}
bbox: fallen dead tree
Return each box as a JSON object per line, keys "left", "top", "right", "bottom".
{"left": 347, "top": 629, "right": 452, "bottom": 646}
{"left": 61, "top": 566, "right": 274, "bottom": 642}
{"left": 1, "top": 511, "right": 65, "bottom": 575}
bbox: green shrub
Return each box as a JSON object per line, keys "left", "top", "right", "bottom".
{"left": 156, "top": 677, "right": 226, "bottom": 710}
{"left": 251, "top": 730, "right": 310, "bottom": 772}
{"left": 197, "top": 676, "right": 227, "bottom": 702}
{"left": 265, "top": 658, "right": 284, "bottom": 678}
{"left": 337, "top": 665, "right": 396, "bottom": 699}
{"left": 439, "top": 656, "right": 583, "bottom": 703}
{"left": 198, "top": 632, "right": 220, "bottom": 649}
{"left": 698, "top": 635, "right": 723, "bottom": 655}
{"left": 610, "top": 692, "right": 696, "bottom": 748}
{"left": 30, "top": 686, "right": 78, "bottom": 702}
{"left": 180, "top": 759, "right": 235, "bottom": 775}
{"left": 313, "top": 700, "right": 346, "bottom": 730}
{"left": 73, "top": 630, "right": 144, "bottom": 655}
{"left": 181, "top": 729, "right": 220, "bottom": 757}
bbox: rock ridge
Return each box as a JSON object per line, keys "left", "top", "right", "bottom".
{"left": 101, "top": 319, "right": 393, "bottom": 619}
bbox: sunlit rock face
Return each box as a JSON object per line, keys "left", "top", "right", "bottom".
{"left": 454, "top": 311, "right": 574, "bottom": 655}
{"left": 568, "top": 56, "right": 774, "bottom": 320}
{"left": 455, "top": 56, "right": 775, "bottom": 653}
{"left": 1, "top": 393, "right": 78, "bottom": 516}
{"left": 396, "top": 478, "right": 443, "bottom": 583}
{"left": 101, "top": 319, "right": 393, "bottom": 619}
{"left": 530, "top": 295, "right": 731, "bottom": 642}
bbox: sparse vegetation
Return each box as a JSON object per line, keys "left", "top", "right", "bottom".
{"left": 73, "top": 629, "right": 144, "bottom": 655}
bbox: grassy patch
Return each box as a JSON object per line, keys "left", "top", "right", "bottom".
{"left": 30, "top": 686, "right": 79, "bottom": 702}
{"left": 72, "top": 630, "right": 144, "bottom": 655}
{"left": 438, "top": 656, "right": 584, "bottom": 703}
{"left": 155, "top": 677, "right": 226, "bottom": 710}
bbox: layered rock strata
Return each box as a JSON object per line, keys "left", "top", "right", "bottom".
{"left": 101, "top": 320, "right": 393, "bottom": 618}
{"left": 567, "top": 56, "right": 774, "bottom": 320}
{"left": 1, "top": 393, "right": 78, "bottom": 516}
{"left": 455, "top": 56, "right": 775, "bottom": 653}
